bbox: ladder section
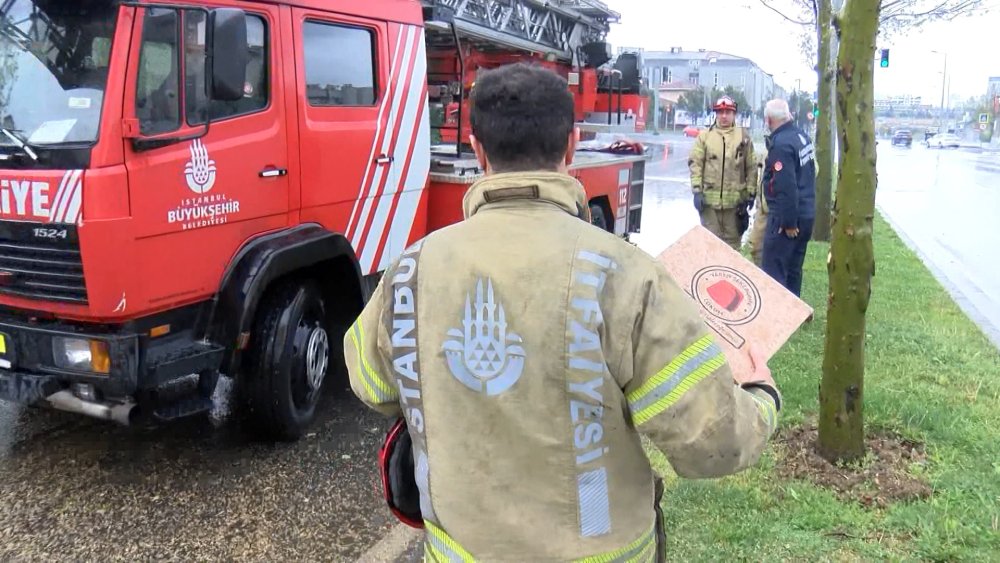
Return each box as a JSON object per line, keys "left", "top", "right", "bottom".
{"left": 423, "top": 0, "right": 619, "bottom": 63}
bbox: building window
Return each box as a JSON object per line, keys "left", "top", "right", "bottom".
{"left": 689, "top": 72, "right": 698, "bottom": 86}
{"left": 303, "top": 21, "right": 377, "bottom": 106}
{"left": 667, "top": 68, "right": 672, "bottom": 83}
{"left": 714, "top": 72, "right": 719, "bottom": 88}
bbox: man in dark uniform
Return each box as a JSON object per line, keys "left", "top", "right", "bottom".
{"left": 761, "top": 99, "right": 816, "bottom": 297}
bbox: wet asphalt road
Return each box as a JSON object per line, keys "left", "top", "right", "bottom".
{"left": 0, "top": 373, "right": 400, "bottom": 561}
{"left": 876, "top": 141, "right": 1000, "bottom": 349}
{"left": 630, "top": 135, "right": 702, "bottom": 256}
{"left": 0, "top": 138, "right": 699, "bottom": 563}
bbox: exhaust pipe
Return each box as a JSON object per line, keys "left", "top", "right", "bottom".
{"left": 46, "top": 390, "right": 136, "bottom": 426}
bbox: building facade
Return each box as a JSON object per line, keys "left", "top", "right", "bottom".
{"left": 634, "top": 47, "right": 784, "bottom": 114}
{"left": 874, "top": 94, "right": 928, "bottom": 111}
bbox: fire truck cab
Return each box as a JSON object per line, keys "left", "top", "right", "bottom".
{"left": 0, "top": 0, "right": 644, "bottom": 441}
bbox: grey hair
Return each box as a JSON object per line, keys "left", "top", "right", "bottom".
{"left": 764, "top": 99, "right": 791, "bottom": 121}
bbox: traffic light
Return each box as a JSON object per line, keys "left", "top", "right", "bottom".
{"left": 880, "top": 49, "right": 889, "bottom": 67}
{"left": 813, "top": 106, "right": 820, "bottom": 118}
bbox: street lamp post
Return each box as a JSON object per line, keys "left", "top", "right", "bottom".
{"left": 931, "top": 50, "right": 947, "bottom": 113}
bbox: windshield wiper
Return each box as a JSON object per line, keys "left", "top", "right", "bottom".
{"left": 0, "top": 128, "right": 38, "bottom": 161}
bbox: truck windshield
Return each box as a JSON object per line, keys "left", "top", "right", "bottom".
{"left": 0, "top": 0, "right": 118, "bottom": 147}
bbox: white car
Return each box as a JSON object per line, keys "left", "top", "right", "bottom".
{"left": 926, "top": 133, "right": 960, "bottom": 149}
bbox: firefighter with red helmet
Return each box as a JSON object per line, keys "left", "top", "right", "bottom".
{"left": 688, "top": 95, "right": 757, "bottom": 250}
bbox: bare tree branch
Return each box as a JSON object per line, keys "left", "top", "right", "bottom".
{"left": 881, "top": 0, "right": 987, "bottom": 22}
{"left": 758, "top": 0, "right": 815, "bottom": 25}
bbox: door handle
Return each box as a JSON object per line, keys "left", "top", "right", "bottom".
{"left": 375, "top": 154, "right": 394, "bottom": 165}
{"left": 259, "top": 167, "right": 287, "bottom": 178}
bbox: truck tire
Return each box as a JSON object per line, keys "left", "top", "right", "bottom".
{"left": 590, "top": 203, "right": 608, "bottom": 231}
{"left": 239, "top": 280, "right": 330, "bottom": 441}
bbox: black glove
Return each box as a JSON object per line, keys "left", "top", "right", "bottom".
{"left": 693, "top": 192, "right": 704, "bottom": 212}
{"left": 735, "top": 196, "right": 753, "bottom": 218}
{"left": 736, "top": 196, "right": 753, "bottom": 234}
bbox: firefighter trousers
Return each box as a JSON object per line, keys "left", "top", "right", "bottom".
{"left": 748, "top": 205, "right": 768, "bottom": 267}
{"left": 699, "top": 206, "right": 743, "bottom": 251}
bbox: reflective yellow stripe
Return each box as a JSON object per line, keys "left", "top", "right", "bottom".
{"left": 349, "top": 320, "right": 396, "bottom": 403}
{"left": 425, "top": 520, "right": 475, "bottom": 562}
{"left": 574, "top": 523, "right": 656, "bottom": 563}
{"left": 750, "top": 390, "right": 778, "bottom": 430}
{"left": 627, "top": 334, "right": 725, "bottom": 426}
{"left": 627, "top": 533, "right": 656, "bottom": 563}
{"left": 423, "top": 520, "right": 657, "bottom": 563}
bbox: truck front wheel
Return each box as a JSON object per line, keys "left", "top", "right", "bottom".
{"left": 239, "top": 280, "right": 330, "bottom": 441}
{"left": 590, "top": 203, "right": 609, "bottom": 231}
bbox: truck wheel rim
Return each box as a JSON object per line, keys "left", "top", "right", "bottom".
{"left": 306, "top": 326, "right": 329, "bottom": 393}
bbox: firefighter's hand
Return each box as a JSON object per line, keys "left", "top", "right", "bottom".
{"left": 783, "top": 227, "right": 800, "bottom": 238}
{"left": 734, "top": 345, "right": 776, "bottom": 390}
{"left": 693, "top": 192, "right": 704, "bottom": 212}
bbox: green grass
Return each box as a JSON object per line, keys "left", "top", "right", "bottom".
{"left": 646, "top": 214, "right": 1000, "bottom": 562}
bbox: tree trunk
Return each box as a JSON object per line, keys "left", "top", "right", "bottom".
{"left": 814, "top": 0, "right": 835, "bottom": 242}
{"left": 818, "top": 0, "right": 880, "bottom": 463}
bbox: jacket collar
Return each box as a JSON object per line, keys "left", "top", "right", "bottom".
{"left": 771, "top": 120, "right": 795, "bottom": 136}
{"left": 462, "top": 171, "right": 587, "bottom": 220}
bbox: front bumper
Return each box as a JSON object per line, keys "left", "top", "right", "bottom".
{"left": 0, "top": 315, "right": 139, "bottom": 405}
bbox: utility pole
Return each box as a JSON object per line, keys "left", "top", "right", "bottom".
{"left": 936, "top": 52, "right": 947, "bottom": 110}
{"left": 931, "top": 50, "right": 948, "bottom": 125}
{"left": 651, "top": 68, "right": 660, "bottom": 133}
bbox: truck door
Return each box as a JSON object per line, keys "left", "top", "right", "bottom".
{"left": 291, "top": 10, "right": 430, "bottom": 275}
{"left": 123, "top": 5, "right": 289, "bottom": 302}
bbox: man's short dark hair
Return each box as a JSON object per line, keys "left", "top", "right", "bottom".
{"left": 469, "top": 63, "right": 576, "bottom": 172}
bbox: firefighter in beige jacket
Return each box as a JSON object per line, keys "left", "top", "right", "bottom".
{"left": 345, "top": 63, "right": 780, "bottom": 562}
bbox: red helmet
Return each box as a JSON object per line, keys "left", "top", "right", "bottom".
{"left": 713, "top": 96, "right": 738, "bottom": 113}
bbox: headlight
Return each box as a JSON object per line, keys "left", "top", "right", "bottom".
{"left": 52, "top": 337, "right": 111, "bottom": 374}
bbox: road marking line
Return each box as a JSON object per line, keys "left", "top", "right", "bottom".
{"left": 357, "top": 523, "right": 422, "bottom": 562}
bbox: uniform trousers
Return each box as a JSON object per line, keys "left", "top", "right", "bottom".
{"left": 762, "top": 216, "right": 814, "bottom": 297}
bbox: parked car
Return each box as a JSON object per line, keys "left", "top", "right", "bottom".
{"left": 891, "top": 129, "right": 912, "bottom": 147}
{"left": 683, "top": 125, "right": 704, "bottom": 137}
{"left": 926, "top": 133, "right": 960, "bottom": 149}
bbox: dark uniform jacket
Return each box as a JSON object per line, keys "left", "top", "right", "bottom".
{"left": 762, "top": 121, "right": 816, "bottom": 230}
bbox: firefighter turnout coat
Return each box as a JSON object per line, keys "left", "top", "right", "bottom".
{"left": 689, "top": 124, "right": 757, "bottom": 209}
{"left": 344, "top": 171, "right": 780, "bottom": 562}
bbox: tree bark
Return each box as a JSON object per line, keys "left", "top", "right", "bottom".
{"left": 814, "top": 0, "right": 835, "bottom": 241}
{"left": 818, "top": 0, "right": 880, "bottom": 463}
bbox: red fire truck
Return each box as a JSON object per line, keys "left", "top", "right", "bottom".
{"left": 0, "top": 0, "right": 645, "bottom": 440}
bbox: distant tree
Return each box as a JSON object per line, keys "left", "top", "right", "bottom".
{"left": 788, "top": 90, "right": 816, "bottom": 130}
{"left": 677, "top": 89, "right": 707, "bottom": 117}
{"left": 709, "top": 86, "right": 751, "bottom": 118}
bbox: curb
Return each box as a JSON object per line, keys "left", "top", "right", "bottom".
{"left": 357, "top": 523, "right": 423, "bottom": 563}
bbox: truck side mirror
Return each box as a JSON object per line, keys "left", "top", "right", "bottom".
{"left": 208, "top": 8, "right": 248, "bottom": 102}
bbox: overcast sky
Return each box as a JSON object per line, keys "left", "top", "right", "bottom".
{"left": 604, "top": 0, "right": 1000, "bottom": 105}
